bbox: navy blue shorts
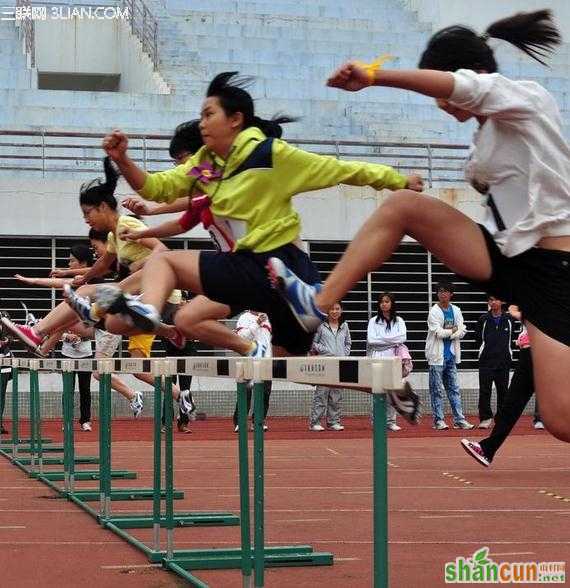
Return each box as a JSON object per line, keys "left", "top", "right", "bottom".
{"left": 462, "top": 225, "right": 570, "bottom": 346}
{"left": 199, "top": 244, "right": 321, "bottom": 355}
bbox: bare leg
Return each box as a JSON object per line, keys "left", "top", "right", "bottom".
{"left": 93, "top": 370, "right": 136, "bottom": 402}
{"left": 316, "top": 191, "right": 492, "bottom": 311}
{"left": 175, "top": 296, "right": 254, "bottom": 355}
{"left": 39, "top": 329, "right": 64, "bottom": 355}
{"left": 527, "top": 323, "right": 570, "bottom": 442}
{"left": 129, "top": 348, "right": 182, "bottom": 400}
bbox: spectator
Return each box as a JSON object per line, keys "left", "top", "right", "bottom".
{"left": 232, "top": 310, "right": 272, "bottom": 432}
{"left": 425, "top": 282, "right": 473, "bottom": 431}
{"left": 59, "top": 323, "right": 93, "bottom": 432}
{"left": 367, "top": 292, "right": 408, "bottom": 431}
{"left": 309, "top": 302, "right": 351, "bottom": 432}
{"left": 0, "top": 311, "right": 12, "bottom": 435}
{"left": 475, "top": 296, "right": 515, "bottom": 429}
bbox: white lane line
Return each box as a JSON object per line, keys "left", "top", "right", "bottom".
{"left": 335, "top": 557, "right": 361, "bottom": 562}
{"left": 275, "top": 518, "right": 330, "bottom": 523}
{"left": 326, "top": 447, "right": 340, "bottom": 456}
{"left": 490, "top": 552, "right": 535, "bottom": 556}
{"left": 420, "top": 515, "right": 473, "bottom": 519}
{"left": 101, "top": 564, "right": 161, "bottom": 570}
{"left": 341, "top": 491, "right": 371, "bottom": 495}
{"left": 0, "top": 526, "right": 26, "bottom": 529}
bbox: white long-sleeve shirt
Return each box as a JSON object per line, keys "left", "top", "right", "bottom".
{"left": 425, "top": 303, "right": 466, "bottom": 366}
{"left": 449, "top": 69, "right": 570, "bottom": 257}
{"left": 366, "top": 316, "right": 407, "bottom": 358}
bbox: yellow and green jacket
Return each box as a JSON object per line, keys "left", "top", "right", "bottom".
{"left": 139, "top": 127, "right": 407, "bottom": 252}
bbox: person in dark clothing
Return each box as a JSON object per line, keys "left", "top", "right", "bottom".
{"left": 475, "top": 296, "right": 515, "bottom": 428}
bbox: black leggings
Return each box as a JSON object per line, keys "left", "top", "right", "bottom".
{"left": 0, "top": 372, "right": 10, "bottom": 428}
{"left": 61, "top": 371, "right": 92, "bottom": 425}
{"left": 233, "top": 381, "right": 272, "bottom": 426}
{"left": 479, "top": 348, "right": 540, "bottom": 461}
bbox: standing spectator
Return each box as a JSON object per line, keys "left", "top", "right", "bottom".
{"left": 367, "top": 292, "right": 407, "bottom": 431}
{"left": 309, "top": 302, "right": 351, "bottom": 432}
{"left": 425, "top": 282, "right": 473, "bottom": 431}
{"left": 0, "top": 311, "right": 12, "bottom": 435}
{"left": 232, "top": 311, "right": 272, "bottom": 432}
{"left": 60, "top": 324, "right": 93, "bottom": 432}
{"left": 475, "top": 296, "right": 515, "bottom": 429}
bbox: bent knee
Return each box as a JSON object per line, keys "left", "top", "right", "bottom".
{"left": 105, "top": 315, "right": 130, "bottom": 335}
{"left": 543, "top": 417, "right": 570, "bottom": 443}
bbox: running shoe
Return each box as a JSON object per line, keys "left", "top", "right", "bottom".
{"left": 81, "top": 422, "right": 92, "bottom": 432}
{"left": 453, "top": 419, "right": 475, "bottom": 430}
{"left": 433, "top": 420, "right": 449, "bottom": 430}
{"left": 178, "top": 389, "right": 195, "bottom": 416}
{"left": 63, "top": 284, "right": 98, "bottom": 325}
{"left": 95, "top": 285, "right": 161, "bottom": 333}
{"left": 266, "top": 257, "right": 325, "bottom": 332}
{"left": 177, "top": 420, "right": 192, "bottom": 434}
{"left": 327, "top": 423, "right": 345, "bottom": 431}
{"left": 534, "top": 420, "right": 545, "bottom": 430}
{"left": 309, "top": 423, "right": 325, "bottom": 432}
{"left": 1, "top": 316, "right": 43, "bottom": 350}
{"left": 130, "top": 391, "right": 144, "bottom": 418}
{"left": 386, "top": 382, "right": 421, "bottom": 425}
{"left": 246, "top": 340, "right": 269, "bottom": 359}
{"left": 460, "top": 439, "right": 491, "bottom": 467}
{"left": 387, "top": 423, "right": 402, "bottom": 432}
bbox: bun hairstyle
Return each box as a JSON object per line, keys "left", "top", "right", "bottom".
{"left": 69, "top": 243, "right": 94, "bottom": 267}
{"left": 169, "top": 119, "right": 204, "bottom": 159}
{"left": 206, "top": 71, "right": 297, "bottom": 138}
{"left": 88, "top": 228, "right": 109, "bottom": 243}
{"left": 419, "top": 9, "right": 561, "bottom": 72}
{"left": 79, "top": 156, "right": 120, "bottom": 210}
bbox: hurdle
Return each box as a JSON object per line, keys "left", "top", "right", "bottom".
{"left": 0, "top": 354, "right": 401, "bottom": 587}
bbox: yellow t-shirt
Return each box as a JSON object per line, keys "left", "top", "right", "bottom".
{"left": 107, "top": 215, "right": 182, "bottom": 305}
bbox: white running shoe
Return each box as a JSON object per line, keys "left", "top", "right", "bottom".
{"left": 387, "top": 423, "right": 402, "bottom": 432}
{"left": 309, "top": 423, "right": 325, "bottom": 432}
{"left": 130, "top": 391, "right": 144, "bottom": 418}
{"left": 478, "top": 418, "right": 493, "bottom": 429}
{"left": 81, "top": 422, "right": 92, "bottom": 432}
{"left": 534, "top": 420, "right": 545, "bottom": 430}
{"left": 460, "top": 439, "right": 491, "bottom": 468}
{"left": 328, "top": 423, "right": 344, "bottom": 431}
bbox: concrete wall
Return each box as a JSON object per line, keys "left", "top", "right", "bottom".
{"left": 0, "top": 178, "right": 484, "bottom": 239}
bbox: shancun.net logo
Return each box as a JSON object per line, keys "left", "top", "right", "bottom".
{"left": 445, "top": 547, "right": 566, "bottom": 584}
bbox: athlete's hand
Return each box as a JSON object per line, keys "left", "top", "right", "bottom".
{"left": 122, "top": 196, "right": 154, "bottom": 216}
{"left": 72, "top": 275, "right": 87, "bottom": 287}
{"left": 327, "top": 61, "right": 372, "bottom": 92}
{"left": 406, "top": 175, "right": 424, "bottom": 192}
{"left": 103, "top": 129, "right": 129, "bottom": 163}
{"left": 119, "top": 228, "right": 146, "bottom": 242}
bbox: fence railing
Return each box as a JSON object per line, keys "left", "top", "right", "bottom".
{"left": 0, "top": 129, "right": 470, "bottom": 185}
{"left": 121, "top": 0, "right": 159, "bottom": 70}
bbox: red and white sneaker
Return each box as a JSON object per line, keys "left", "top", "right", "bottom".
{"left": 460, "top": 439, "right": 491, "bottom": 468}
{"left": 1, "top": 317, "right": 43, "bottom": 351}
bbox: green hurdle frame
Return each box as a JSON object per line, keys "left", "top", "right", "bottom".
{"left": 0, "top": 355, "right": 395, "bottom": 588}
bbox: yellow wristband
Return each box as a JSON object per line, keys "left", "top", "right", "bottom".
{"left": 355, "top": 54, "right": 394, "bottom": 86}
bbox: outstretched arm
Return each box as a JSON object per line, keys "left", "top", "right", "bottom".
{"left": 327, "top": 62, "right": 454, "bottom": 98}
{"left": 15, "top": 275, "right": 70, "bottom": 289}
{"left": 120, "top": 219, "right": 187, "bottom": 241}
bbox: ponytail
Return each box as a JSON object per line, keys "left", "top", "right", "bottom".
{"left": 486, "top": 9, "right": 561, "bottom": 66}
{"left": 79, "top": 156, "right": 120, "bottom": 210}
{"left": 419, "top": 9, "right": 560, "bottom": 72}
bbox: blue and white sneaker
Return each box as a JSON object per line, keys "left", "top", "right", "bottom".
{"left": 130, "top": 391, "right": 144, "bottom": 418}
{"left": 63, "top": 284, "right": 98, "bottom": 325}
{"left": 267, "top": 257, "right": 325, "bottom": 332}
{"left": 96, "top": 285, "right": 161, "bottom": 333}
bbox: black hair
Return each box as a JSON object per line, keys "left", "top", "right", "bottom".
{"left": 375, "top": 292, "right": 398, "bottom": 330}
{"left": 88, "top": 228, "right": 109, "bottom": 243}
{"left": 206, "top": 71, "right": 297, "bottom": 138}
{"left": 436, "top": 281, "right": 455, "bottom": 294}
{"left": 69, "top": 243, "right": 94, "bottom": 267}
{"left": 327, "top": 300, "right": 345, "bottom": 325}
{"left": 419, "top": 9, "right": 560, "bottom": 72}
{"left": 169, "top": 120, "right": 203, "bottom": 159}
{"left": 79, "top": 157, "right": 120, "bottom": 210}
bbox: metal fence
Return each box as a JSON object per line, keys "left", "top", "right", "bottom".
{"left": 0, "top": 129, "right": 470, "bottom": 185}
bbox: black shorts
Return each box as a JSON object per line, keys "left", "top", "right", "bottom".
{"left": 462, "top": 225, "right": 570, "bottom": 346}
{"left": 199, "top": 244, "right": 321, "bottom": 355}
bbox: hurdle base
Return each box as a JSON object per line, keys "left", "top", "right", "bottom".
{"left": 16, "top": 444, "right": 64, "bottom": 453}
{"left": 0, "top": 437, "right": 53, "bottom": 445}
{"left": 107, "top": 512, "right": 239, "bottom": 529}
{"left": 73, "top": 488, "right": 185, "bottom": 501}
{"left": 15, "top": 456, "right": 99, "bottom": 466}
{"left": 162, "top": 545, "right": 334, "bottom": 569}
{"left": 32, "top": 469, "right": 137, "bottom": 481}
